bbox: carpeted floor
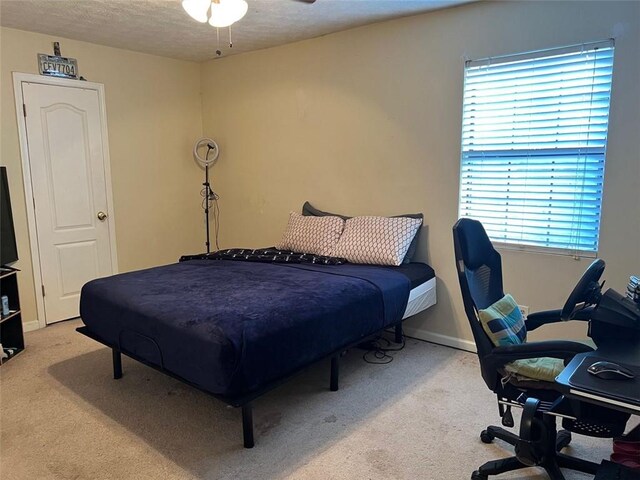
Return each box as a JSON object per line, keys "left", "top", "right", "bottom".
{"left": 0, "top": 319, "right": 622, "bottom": 479}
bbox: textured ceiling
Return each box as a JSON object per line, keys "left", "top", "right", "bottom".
{"left": 0, "top": 0, "right": 474, "bottom": 61}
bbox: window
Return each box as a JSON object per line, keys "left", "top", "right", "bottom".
{"left": 459, "top": 40, "right": 615, "bottom": 256}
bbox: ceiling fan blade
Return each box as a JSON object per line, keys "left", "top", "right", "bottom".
{"left": 292, "top": 0, "right": 317, "bottom": 3}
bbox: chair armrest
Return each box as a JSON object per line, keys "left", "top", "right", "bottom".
{"left": 525, "top": 306, "right": 596, "bottom": 331}
{"left": 489, "top": 340, "right": 593, "bottom": 364}
{"left": 525, "top": 309, "right": 562, "bottom": 331}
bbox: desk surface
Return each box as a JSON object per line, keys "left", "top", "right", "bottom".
{"left": 556, "top": 350, "right": 640, "bottom": 416}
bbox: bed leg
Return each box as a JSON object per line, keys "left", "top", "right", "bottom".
{"left": 330, "top": 355, "right": 339, "bottom": 392}
{"left": 112, "top": 348, "right": 123, "bottom": 379}
{"left": 394, "top": 323, "right": 403, "bottom": 344}
{"left": 242, "top": 403, "right": 254, "bottom": 448}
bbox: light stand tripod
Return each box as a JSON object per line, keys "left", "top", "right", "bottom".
{"left": 203, "top": 147, "right": 214, "bottom": 253}
{"left": 193, "top": 137, "right": 220, "bottom": 254}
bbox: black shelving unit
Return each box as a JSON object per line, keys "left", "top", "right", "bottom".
{"left": 0, "top": 267, "right": 24, "bottom": 364}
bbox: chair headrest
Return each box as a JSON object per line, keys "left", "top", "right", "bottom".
{"left": 454, "top": 218, "right": 497, "bottom": 270}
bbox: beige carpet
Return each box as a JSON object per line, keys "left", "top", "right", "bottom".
{"left": 0, "top": 319, "right": 622, "bottom": 480}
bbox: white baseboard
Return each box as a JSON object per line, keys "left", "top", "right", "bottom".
{"left": 403, "top": 326, "right": 477, "bottom": 353}
{"left": 23, "top": 320, "right": 41, "bottom": 332}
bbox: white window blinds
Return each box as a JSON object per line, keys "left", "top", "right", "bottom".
{"left": 459, "top": 40, "right": 614, "bottom": 256}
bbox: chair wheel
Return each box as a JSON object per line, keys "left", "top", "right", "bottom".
{"left": 480, "top": 430, "right": 495, "bottom": 444}
{"left": 471, "top": 471, "right": 488, "bottom": 480}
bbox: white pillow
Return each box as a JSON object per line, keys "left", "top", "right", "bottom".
{"left": 332, "top": 216, "right": 422, "bottom": 266}
{"left": 276, "top": 212, "right": 345, "bottom": 256}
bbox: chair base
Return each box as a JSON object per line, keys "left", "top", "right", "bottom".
{"left": 472, "top": 425, "right": 599, "bottom": 480}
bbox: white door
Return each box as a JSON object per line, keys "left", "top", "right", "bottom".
{"left": 22, "top": 82, "right": 114, "bottom": 324}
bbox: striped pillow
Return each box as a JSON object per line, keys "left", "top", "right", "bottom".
{"left": 478, "top": 294, "right": 526, "bottom": 346}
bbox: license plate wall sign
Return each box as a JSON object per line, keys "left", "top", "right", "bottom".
{"left": 38, "top": 54, "right": 78, "bottom": 79}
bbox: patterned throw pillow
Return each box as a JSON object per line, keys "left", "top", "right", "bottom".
{"left": 331, "top": 216, "right": 422, "bottom": 266}
{"left": 276, "top": 212, "right": 345, "bottom": 256}
{"left": 477, "top": 294, "right": 527, "bottom": 346}
{"left": 301, "top": 201, "right": 423, "bottom": 264}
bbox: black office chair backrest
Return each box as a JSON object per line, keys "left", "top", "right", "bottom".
{"left": 453, "top": 218, "right": 506, "bottom": 391}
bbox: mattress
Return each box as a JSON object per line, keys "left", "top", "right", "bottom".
{"left": 80, "top": 260, "right": 434, "bottom": 398}
{"left": 379, "top": 262, "right": 435, "bottom": 290}
{"left": 372, "top": 263, "right": 436, "bottom": 319}
{"left": 403, "top": 277, "right": 437, "bottom": 319}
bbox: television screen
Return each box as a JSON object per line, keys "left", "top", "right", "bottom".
{"left": 1, "top": 166, "right": 19, "bottom": 265}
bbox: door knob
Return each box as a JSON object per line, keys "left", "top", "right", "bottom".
{"left": 97, "top": 211, "right": 108, "bottom": 221}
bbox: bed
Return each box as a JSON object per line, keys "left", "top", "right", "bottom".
{"left": 78, "top": 254, "right": 436, "bottom": 447}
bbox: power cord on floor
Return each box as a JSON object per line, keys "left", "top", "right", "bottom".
{"left": 358, "top": 334, "right": 406, "bottom": 364}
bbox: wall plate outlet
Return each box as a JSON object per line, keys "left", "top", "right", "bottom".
{"left": 518, "top": 305, "right": 529, "bottom": 318}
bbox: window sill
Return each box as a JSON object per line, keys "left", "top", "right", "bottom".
{"left": 494, "top": 242, "right": 598, "bottom": 260}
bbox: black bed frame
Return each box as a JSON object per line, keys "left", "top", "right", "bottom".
{"left": 76, "top": 322, "right": 404, "bottom": 448}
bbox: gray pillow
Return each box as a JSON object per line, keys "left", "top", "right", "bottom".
{"left": 301, "top": 201, "right": 423, "bottom": 263}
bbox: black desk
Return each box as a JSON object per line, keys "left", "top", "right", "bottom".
{"left": 555, "top": 342, "right": 640, "bottom": 416}
{"left": 555, "top": 342, "right": 640, "bottom": 479}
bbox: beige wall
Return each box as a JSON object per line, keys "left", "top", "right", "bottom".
{"left": 1, "top": 27, "right": 204, "bottom": 326}
{"left": 2, "top": 1, "right": 638, "bottom": 346}
{"left": 200, "top": 1, "right": 640, "bottom": 347}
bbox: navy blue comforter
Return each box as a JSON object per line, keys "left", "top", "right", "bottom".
{"left": 80, "top": 260, "right": 411, "bottom": 398}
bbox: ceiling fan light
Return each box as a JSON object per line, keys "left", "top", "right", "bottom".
{"left": 208, "top": 0, "right": 248, "bottom": 28}
{"left": 182, "top": 0, "right": 211, "bottom": 23}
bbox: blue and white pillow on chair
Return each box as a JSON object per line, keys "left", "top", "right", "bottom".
{"left": 478, "top": 294, "right": 526, "bottom": 346}
{"left": 478, "top": 294, "right": 565, "bottom": 383}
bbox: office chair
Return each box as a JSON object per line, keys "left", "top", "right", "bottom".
{"left": 452, "top": 218, "right": 629, "bottom": 480}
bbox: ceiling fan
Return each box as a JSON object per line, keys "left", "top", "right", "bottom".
{"left": 183, "top": 0, "right": 317, "bottom": 55}
{"left": 182, "top": 0, "right": 316, "bottom": 29}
